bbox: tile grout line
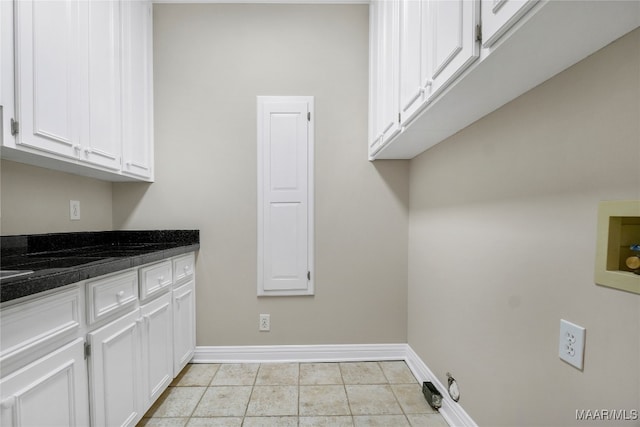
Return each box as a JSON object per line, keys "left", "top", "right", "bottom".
{"left": 377, "top": 361, "right": 407, "bottom": 423}
{"left": 337, "top": 362, "right": 356, "bottom": 426}
{"left": 187, "top": 363, "right": 219, "bottom": 423}
{"left": 242, "top": 363, "right": 261, "bottom": 422}
{"left": 297, "top": 362, "right": 301, "bottom": 427}
{"left": 380, "top": 360, "right": 412, "bottom": 424}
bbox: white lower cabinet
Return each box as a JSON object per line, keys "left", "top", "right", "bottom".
{"left": 87, "top": 308, "right": 144, "bottom": 427}
{"left": 0, "top": 337, "right": 90, "bottom": 427}
{"left": 172, "top": 279, "right": 196, "bottom": 376}
{"left": 140, "top": 292, "right": 174, "bottom": 407}
{"left": 0, "top": 252, "right": 197, "bottom": 427}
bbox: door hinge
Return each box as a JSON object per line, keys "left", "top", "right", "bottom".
{"left": 307, "top": 112, "right": 311, "bottom": 122}
{"left": 84, "top": 342, "right": 91, "bottom": 359}
{"left": 10, "top": 118, "right": 19, "bottom": 136}
{"left": 307, "top": 271, "right": 311, "bottom": 281}
{"left": 398, "top": 113, "right": 401, "bottom": 124}
{"left": 475, "top": 24, "right": 482, "bottom": 43}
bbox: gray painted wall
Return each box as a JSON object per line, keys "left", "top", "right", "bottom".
{"left": 112, "top": 4, "right": 410, "bottom": 346}
{"left": 1, "top": 159, "right": 113, "bottom": 234}
{"left": 408, "top": 28, "right": 640, "bottom": 426}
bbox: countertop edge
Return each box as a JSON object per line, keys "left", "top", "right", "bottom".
{"left": 1, "top": 231, "right": 200, "bottom": 303}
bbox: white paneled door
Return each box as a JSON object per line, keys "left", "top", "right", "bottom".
{"left": 427, "top": 0, "right": 480, "bottom": 99}
{"left": 87, "top": 309, "right": 143, "bottom": 427}
{"left": 140, "top": 293, "right": 173, "bottom": 408}
{"left": 121, "top": 0, "right": 154, "bottom": 180}
{"left": 399, "top": 0, "right": 429, "bottom": 124}
{"left": 257, "top": 96, "right": 314, "bottom": 296}
{"left": 78, "top": 0, "right": 122, "bottom": 171}
{"left": 14, "top": 0, "right": 79, "bottom": 157}
{"left": 173, "top": 280, "right": 196, "bottom": 375}
{"left": 0, "top": 338, "right": 89, "bottom": 427}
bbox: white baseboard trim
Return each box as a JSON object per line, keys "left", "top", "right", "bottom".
{"left": 193, "top": 343, "right": 408, "bottom": 364}
{"left": 192, "top": 343, "right": 476, "bottom": 427}
{"left": 405, "top": 346, "right": 478, "bottom": 427}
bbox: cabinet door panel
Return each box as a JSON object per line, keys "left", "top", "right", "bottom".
{"left": 140, "top": 293, "right": 173, "bottom": 407}
{"left": 88, "top": 309, "right": 142, "bottom": 427}
{"left": 173, "top": 281, "right": 195, "bottom": 376}
{"left": 121, "top": 0, "right": 153, "bottom": 180}
{"left": 258, "top": 100, "right": 312, "bottom": 294}
{"left": 14, "top": 0, "right": 79, "bottom": 157}
{"left": 400, "top": 0, "right": 428, "bottom": 123}
{"left": 379, "top": 0, "right": 401, "bottom": 144}
{"left": 0, "top": 338, "right": 89, "bottom": 427}
{"left": 78, "top": 0, "right": 121, "bottom": 170}
{"left": 427, "top": 0, "right": 479, "bottom": 99}
{"left": 481, "top": 0, "right": 538, "bottom": 47}
{"left": 368, "top": 0, "right": 383, "bottom": 154}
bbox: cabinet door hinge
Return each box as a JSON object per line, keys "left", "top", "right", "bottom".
{"left": 307, "top": 112, "right": 311, "bottom": 122}
{"left": 84, "top": 342, "right": 91, "bottom": 359}
{"left": 10, "top": 119, "right": 19, "bottom": 136}
{"left": 307, "top": 271, "right": 311, "bottom": 281}
{"left": 475, "top": 24, "right": 482, "bottom": 43}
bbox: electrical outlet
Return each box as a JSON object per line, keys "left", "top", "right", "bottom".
{"left": 259, "top": 314, "right": 270, "bottom": 332}
{"left": 70, "top": 200, "right": 81, "bottom": 220}
{"left": 559, "top": 319, "right": 586, "bottom": 370}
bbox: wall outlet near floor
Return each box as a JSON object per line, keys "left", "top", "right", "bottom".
{"left": 259, "top": 314, "right": 270, "bottom": 332}
{"left": 559, "top": 319, "right": 586, "bottom": 370}
{"left": 70, "top": 200, "right": 81, "bottom": 220}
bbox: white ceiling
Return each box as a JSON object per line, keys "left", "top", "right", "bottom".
{"left": 152, "top": 0, "right": 368, "bottom": 4}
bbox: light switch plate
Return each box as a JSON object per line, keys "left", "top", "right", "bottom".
{"left": 559, "top": 319, "right": 586, "bottom": 370}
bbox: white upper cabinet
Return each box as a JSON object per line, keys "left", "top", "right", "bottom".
{"left": 4, "top": 0, "right": 154, "bottom": 182}
{"left": 369, "top": 0, "right": 401, "bottom": 156}
{"left": 370, "top": 0, "right": 479, "bottom": 158}
{"left": 398, "top": 0, "right": 480, "bottom": 123}
{"left": 14, "top": 0, "right": 122, "bottom": 169}
{"left": 425, "top": 0, "right": 479, "bottom": 99}
{"left": 13, "top": 0, "right": 80, "bottom": 159}
{"left": 121, "top": 0, "right": 154, "bottom": 180}
{"left": 79, "top": 0, "right": 122, "bottom": 171}
{"left": 368, "top": 0, "right": 381, "bottom": 153}
{"left": 370, "top": 0, "right": 640, "bottom": 159}
{"left": 378, "top": 0, "right": 401, "bottom": 146}
{"left": 481, "top": 0, "right": 538, "bottom": 48}
{"left": 399, "top": 0, "right": 428, "bottom": 125}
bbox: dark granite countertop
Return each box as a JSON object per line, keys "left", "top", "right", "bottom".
{"left": 0, "top": 230, "right": 199, "bottom": 303}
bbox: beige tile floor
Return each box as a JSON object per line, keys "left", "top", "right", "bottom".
{"left": 138, "top": 361, "right": 449, "bottom": 427}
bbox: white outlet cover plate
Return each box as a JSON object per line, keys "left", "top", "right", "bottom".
{"left": 259, "top": 314, "right": 270, "bottom": 331}
{"left": 70, "top": 200, "right": 81, "bottom": 220}
{"left": 559, "top": 319, "right": 586, "bottom": 370}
